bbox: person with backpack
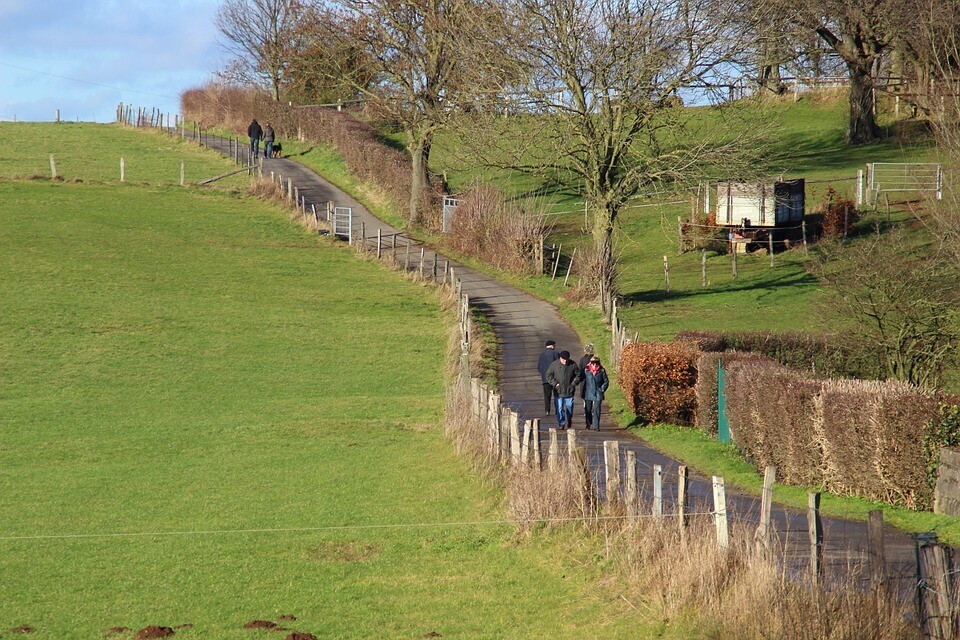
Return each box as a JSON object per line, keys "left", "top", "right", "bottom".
{"left": 582, "top": 356, "right": 610, "bottom": 431}
{"left": 537, "top": 340, "right": 560, "bottom": 414}
{"left": 247, "top": 119, "right": 263, "bottom": 160}
{"left": 263, "top": 122, "right": 275, "bottom": 159}
{"left": 546, "top": 350, "right": 582, "bottom": 430}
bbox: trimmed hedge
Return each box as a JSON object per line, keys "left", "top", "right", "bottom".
{"left": 619, "top": 341, "right": 698, "bottom": 425}
{"left": 676, "top": 329, "right": 885, "bottom": 380}
{"left": 694, "top": 351, "right": 774, "bottom": 434}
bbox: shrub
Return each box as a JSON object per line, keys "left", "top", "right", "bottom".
{"left": 817, "top": 186, "right": 859, "bottom": 237}
{"left": 445, "top": 184, "right": 549, "bottom": 275}
{"left": 693, "top": 351, "right": 774, "bottom": 434}
{"left": 618, "top": 341, "right": 698, "bottom": 425}
{"left": 676, "top": 329, "right": 885, "bottom": 380}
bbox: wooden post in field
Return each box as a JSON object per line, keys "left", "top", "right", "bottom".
{"left": 509, "top": 412, "right": 522, "bottom": 465}
{"left": 312, "top": 204, "right": 319, "bottom": 226}
{"left": 712, "top": 476, "right": 729, "bottom": 549}
{"left": 49, "top": 155, "right": 57, "bottom": 179}
{"left": 360, "top": 222, "right": 366, "bottom": 250}
{"left": 548, "top": 428, "right": 560, "bottom": 470}
{"left": 120, "top": 157, "right": 125, "bottom": 182}
{"left": 843, "top": 205, "right": 849, "bottom": 237}
{"left": 55, "top": 108, "right": 60, "bottom": 123}
{"left": 801, "top": 220, "right": 808, "bottom": 252}
{"left": 551, "top": 244, "right": 562, "bottom": 280}
{"left": 857, "top": 169, "right": 864, "bottom": 207}
{"left": 376, "top": 229, "right": 382, "bottom": 259}
{"left": 885, "top": 193, "right": 891, "bottom": 222}
{"left": 768, "top": 234, "right": 774, "bottom": 267}
{"left": 326, "top": 201, "right": 333, "bottom": 221}
{"left": 663, "top": 255, "right": 670, "bottom": 292}
{"left": 563, "top": 249, "right": 576, "bottom": 286}
{"left": 487, "top": 392, "right": 499, "bottom": 458}
{"left": 756, "top": 466, "right": 776, "bottom": 550}
{"left": 626, "top": 451, "right": 637, "bottom": 516}
{"left": 807, "top": 492, "right": 823, "bottom": 586}
{"left": 405, "top": 242, "right": 411, "bottom": 270}
{"left": 701, "top": 249, "right": 707, "bottom": 287}
{"left": 419, "top": 247, "right": 426, "bottom": 277}
{"left": 520, "top": 420, "right": 531, "bottom": 464}
{"left": 443, "top": 260, "right": 449, "bottom": 285}
{"left": 287, "top": 178, "right": 293, "bottom": 202}
{"left": 652, "top": 464, "right": 663, "bottom": 518}
{"left": 677, "top": 216, "right": 683, "bottom": 255}
{"left": 731, "top": 244, "right": 738, "bottom": 278}
{"left": 566, "top": 428, "right": 577, "bottom": 462}
{"left": 180, "top": 161, "right": 185, "bottom": 187}
{"left": 917, "top": 535, "right": 954, "bottom": 640}
{"left": 677, "top": 465, "right": 689, "bottom": 529}
{"left": 867, "top": 510, "right": 886, "bottom": 592}
{"left": 432, "top": 253, "right": 437, "bottom": 280}
{"left": 532, "top": 418, "right": 542, "bottom": 469}
{"left": 603, "top": 440, "right": 620, "bottom": 503}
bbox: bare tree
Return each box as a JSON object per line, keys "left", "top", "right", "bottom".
{"left": 456, "top": 0, "right": 767, "bottom": 294}
{"left": 333, "top": 0, "right": 517, "bottom": 225}
{"left": 216, "top": 0, "right": 303, "bottom": 101}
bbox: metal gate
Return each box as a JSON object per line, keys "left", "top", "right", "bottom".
{"left": 442, "top": 196, "right": 461, "bottom": 233}
{"left": 867, "top": 162, "right": 942, "bottom": 204}
{"left": 333, "top": 207, "right": 352, "bottom": 242}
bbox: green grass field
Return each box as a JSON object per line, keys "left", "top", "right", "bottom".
{"left": 0, "top": 125, "right": 674, "bottom": 639}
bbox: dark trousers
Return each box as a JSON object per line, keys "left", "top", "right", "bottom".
{"left": 250, "top": 137, "right": 260, "bottom": 159}
{"left": 584, "top": 399, "right": 602, "bottom": 430}
{"left": 542, "top": 383, "right": 554, "bottom": 413}
{"left": 264, "top": 140, "right": 274, "bottom": 158}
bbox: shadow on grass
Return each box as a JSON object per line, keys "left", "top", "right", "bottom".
{"left": 622, "top": 269, "right": 818, "bottom": 305}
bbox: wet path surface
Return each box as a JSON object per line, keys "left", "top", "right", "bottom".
{"left": 189, "top": 130, "right": 920, "bottom": 590}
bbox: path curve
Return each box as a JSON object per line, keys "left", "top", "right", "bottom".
{"left": 190, "top": 131, "right": 919, "bottom": 589}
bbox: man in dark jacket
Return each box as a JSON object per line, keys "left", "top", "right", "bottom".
{"left": 582, "top": 355, "right": 610, "bottom": 430}
{"left": 537, "top": 340, "right": 560, "bottom": 414}
{"left": 546, "top": 350, "right": 581, "bottom": 430}
{"left": 248, "top": 119, "right": 263, "bottom": 160}
{"left": 263, "top": 123, "right": 275, "bottom": 159}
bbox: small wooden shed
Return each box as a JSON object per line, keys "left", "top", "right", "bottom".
{"left": 715, "top": 179, "right": 805, "bottom": 228}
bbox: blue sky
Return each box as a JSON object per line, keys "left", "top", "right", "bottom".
{"left": 0, "top": 0, "right": 226, "bottom": 122}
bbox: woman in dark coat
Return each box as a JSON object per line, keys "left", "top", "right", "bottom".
{"left": 582, "top": 356, "right": 609, "bottom": 431}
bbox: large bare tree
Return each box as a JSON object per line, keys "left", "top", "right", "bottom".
{"left": 216, "top": 0, "right": 303, "bottom": 101}
{"left": 334, "top": 0, "right": 517, "bottom": 225}
{"left": 457, "top": 0, "right": 766, "bottom": 293}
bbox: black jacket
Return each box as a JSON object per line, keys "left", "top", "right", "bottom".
{"left": 582, "top": 367, "right": 610, "bottom": 402}
{"left": 537, "top": 348, "right": 560, "bottom": 384}
{"left": 248, "top": 121, "right": 263, "bottom": 139}
{"left": 578, "top": 353, "right": 594, "bottom": 397}
{"left": 546, "top": 359, "right": 582, "bottom": 398}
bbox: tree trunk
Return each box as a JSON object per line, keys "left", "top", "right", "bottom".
{"left": 847, "top": 62, "right": 881, "bottom": 144}
{"left": 409, "top": 138, "right": 428, "bottom": 226}
{"left": 590, "top": 203, "right": 616, "bottom": 297}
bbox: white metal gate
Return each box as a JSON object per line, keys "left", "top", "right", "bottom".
{"left": 333, "top": 206, "right": 353, "bottom": 241}
{"left": 442, "top": 196, "right": 461, "bottom": 233}
{"left": 867, "top": 163, "right": 942, "bottom": 204}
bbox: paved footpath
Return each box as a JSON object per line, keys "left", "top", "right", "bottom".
{"left": 192, "top": 132, "right": 920, "bottom": 588}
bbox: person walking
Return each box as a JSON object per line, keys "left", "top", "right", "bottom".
{"left": 263, "top": 122, "right": 275, "bottom": 159}
{"left": 247, "top": 118, "right": 263, "bottom": 160}
{"left": 546, "top": 350, "right": 581, "bottom": 430}
{"left": 582, "top": 356, "right": 609, "bottom": 431}
{"left": 537, "top": 340, "right": 560, "bottom": 414}
{"left": 578, "top": 343, "right": 595, "bottom": 422}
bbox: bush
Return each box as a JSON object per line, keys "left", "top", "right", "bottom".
{"left": 693, "top": 351, "right": 774, "bottom": 434}
{"left": 619, "top": 341, "right": 698, "bottom": 425}
{"left": 181, "top": 83, "right": 440, "bottom": 227}
{"left": 446, "top": 185, "right": 549, "bottom": 275}
{"left": 817, "top": 186, "right": 859, "bottom": 237}
{"left": 676, "top": 329, "right": 885, "bottom": 380}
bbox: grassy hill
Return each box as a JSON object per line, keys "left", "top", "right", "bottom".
{"left": 0, "top": 124, "right": 673, "bottom": 639}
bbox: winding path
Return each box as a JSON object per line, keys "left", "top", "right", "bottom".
{"left": 191, "top": 131, "right": 919, "bottom": 589}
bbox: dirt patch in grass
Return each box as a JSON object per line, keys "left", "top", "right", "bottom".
{"left": 421, "top": 633, "right": 442, "bottom": 638}
{"left": 284, "top": 633, "right": 316, "bottom": 640}
{"left": 105, "top": 627, "right": 132, "bottom": 635}
{"left": 307, "top": 541, "right": 381, "bottom": 562}
{"left": 276, "top": 615, "right": 296, "bottom": 622}
{"left": 243, "top": 620, "right": 277, "bottom": 629}
{"left": 8, "top": 626, "right": 35, "bottom": 634}
{"left": 134, "top": 626, "right": 175, "bottom": 639}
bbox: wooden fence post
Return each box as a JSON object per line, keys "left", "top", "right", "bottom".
{"left": 566, "top": 429, "right": 577, "bottom": 462}
{"left": 626, "top": 450, "right": 637, "bottom": 516}
{"left": 180, "top": 161, "right": 185, "bottom": 187}
{"left": 487, "top": 392, "right": 499, "bottom": 457}
{"left": 701, "top": 249, "right": 707, "bottom": 287}
{"left": 49, "top": 154, "right": 58, "bottom": 180}
{"left": 802, "top": 220, "right": 808, "bottom": 252}
{"left": 564, "top": 248, "right": 576, "bottom": 286}
{"left": 677, "top": 216, "right": 683, "bottom": 255}
{"left": 509, "top": 412, "right": 522, "bottom": 465}
{"left": 731, "top": 245, "right": 738, "bottom": 278}
{"left": 917, "top": 535, "right": 955, "bottom": 640}
{"left": 548, "top": 429, "right": 560, "bottom": 470}
{"left": 808, "top": 492, "right": 823, "bottom": 586}
{"left": 677, "top": 465, "right": 689, "bottom": 529}
{"left": 532, "top": 418, "right": 542, "bottom": 469}
{"left": 405, "top": 242, "right": 411, "bottom": 270}
{"left": 712, "top": 476, "right": 729, "bottom": 549}
{"left": 868, "top": 510, "right": 887, "bottom": 592}
{"left": 768, "top": 234, "right": 774, "bottom": 267}
{"left": 520, "top": 420, "right": 532, "bottom": 464}
{"left": 419, "top": 247, "right": 426, "bottom": 277}
{"left": 287, "top": 179, "right": 293, "bottom": 201}
{"left": 756, "top": 466, "right": 776, "bottom": 550}
{"left": 376, "top": 229, "right": 382, "bottom": 259}
{"left": 652, "top": 464, "right": 663, "bottom": 518}
{"left": 663, "top": 255, "right": 670, "bottom": 292}
{"left": 603, "top": 441, "right": 621, "bottom": 503}
{"left": 551, "top": 244, "right": 563, "bottom": 280}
